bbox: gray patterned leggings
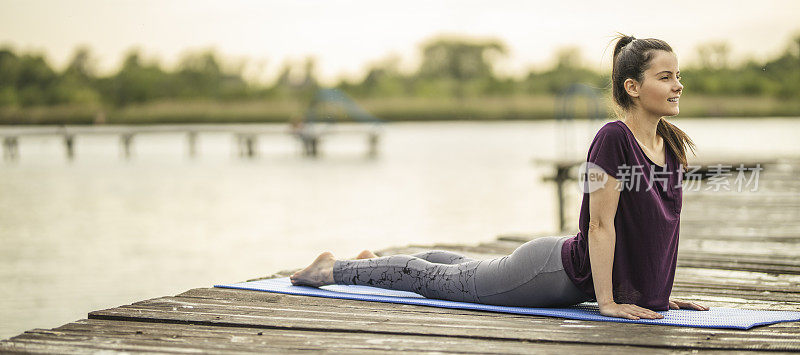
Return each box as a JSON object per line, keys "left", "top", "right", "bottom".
{"left": 332, "top": 236, "right": 592, "bottom": 307}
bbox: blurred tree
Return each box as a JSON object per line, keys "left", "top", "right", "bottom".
{"left": 554, "top": 47, "right": 583, "bottom": 70}
{"left": 176, "top": 50, "right": 223, "bottom": 98}
{"left": 523, "top": 46, "right": 604, "bottom": 95}
{"left": 16, "top": 53, "right": 58, "bottom": 106}
{"left": 760, "top": 34, "right": 800, "bottom": 98}
{"left": 105, "top": 49, "right": 171, "bottom": 106}
{"left": 359, "top": 54, "right": 407, "bottom": 97}
{"left": 270, "top": 57, "right": 318, "bottom": 100}
{"left": 63, "top": 46, "right": 96, "bottom": 82}
{"left": 417, "top": 37, "right": 507, "bottom": 97}
{"left": 0, "top": 49, "right": 20, "bottom": 106}
{"left": 696, "top": 42, "right": 731, "bottom": 71}
{"left": 52, "top": 46, "right": 101, "bottom": 105}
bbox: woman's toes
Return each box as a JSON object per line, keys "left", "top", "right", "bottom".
{"left": 356, "top": 250, "right": 377, "bottom": 259}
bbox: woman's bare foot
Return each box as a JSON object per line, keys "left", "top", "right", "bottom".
{"left": 356, "top": 250, "right": 377, "bottom": 259}
{"left": 290, "top": 252, "right": 336, "bottom": 287}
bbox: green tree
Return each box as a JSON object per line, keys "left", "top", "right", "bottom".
{"left": 52, "top": 46, "right": 101, "bottom": 105}
{"left": 523, "top": 46, "right": 604, "bottom": 95}
{"left": 0, "top": 49, "right": 21, "bottom": 106}
{"left": 416, "top": 37, "right": 507, "bottom": 97}
{"left": 16, "top": 53, "right": 58, "bottom": 106}
{"left": 270, "top": 57, "right": 318, "bottom": 100}
{"left": 105, "top": 49, "right": 170, "bottom": 106}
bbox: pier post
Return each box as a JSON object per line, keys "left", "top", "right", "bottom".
{"left": 542, "top": 163, "right": 574, "bottom": 233}
{"left": 187, "top": 131, "right": 197, "bottom": 158}
{"left": 236, "top": 133, "right": 258, "bottom": 158}
{"left": 300, "top": 134, "right": 319, "bottom": 158}
{"left": 120, "top": 133, "right": 134, "bottom": 160}
{"left": 2, "top": 136, "right": 19, "bottom": 162}
{"left": 308, "top": 136, "right": 318, "bottom": 157}
{"left": 64, "top": 134, "right": 75, "bottom": 161}
{"left": 367, "top": 131, "right": 379, "bottom": 158}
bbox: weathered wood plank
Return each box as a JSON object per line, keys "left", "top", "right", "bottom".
{"left": 86, "top": 295, "right": 800, "bottom": 351}
{"left": 670, "top": 287, "right": 800, "bottom": 303}
{"left": 675, "top": 268, "right": 800, "bottom": 290}
{"left": 2, "top": 318, "right": 739, "bottom": 355}
{"left": 677, "top": 240, "right": 800, "bottom": 258}
{"left": 676, "top": 252, "right": 800, "bottom": 275}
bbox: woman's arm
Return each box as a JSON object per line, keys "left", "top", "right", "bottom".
{"left": 587, "top": 168, "right": 663, "bottom": 320}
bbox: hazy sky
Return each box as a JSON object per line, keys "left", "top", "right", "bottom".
{"left": 1, "top": 0, "right": 799, "bottom": 84}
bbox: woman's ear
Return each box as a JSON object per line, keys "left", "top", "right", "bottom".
{"left": 624, "top": 78, "right": 640, "bottom": 98}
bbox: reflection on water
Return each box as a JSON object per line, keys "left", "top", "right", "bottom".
{"left": 1, "top": 118, "right": 799, "bottom": 339}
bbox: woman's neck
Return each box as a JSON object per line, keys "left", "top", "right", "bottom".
{"left": 621, "top": 108, "right": 661, "bottom": 149}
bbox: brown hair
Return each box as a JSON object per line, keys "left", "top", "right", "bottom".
{"left": 611, "top": 34, "right": 696, "bottom": 168}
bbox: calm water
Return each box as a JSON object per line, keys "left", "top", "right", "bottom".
{"left": 1, "top": 118, "right": 799, "bottom": 339}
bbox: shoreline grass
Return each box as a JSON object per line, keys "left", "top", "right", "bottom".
{"left": 1, "top": 95, "right": 799, "bottom": 125}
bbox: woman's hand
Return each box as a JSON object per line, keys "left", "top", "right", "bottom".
{"left": 599, "top": 301, "right": 664, "bottom": 320}
{"left": 669, "top": 299, "right": 709, "bottom": 311}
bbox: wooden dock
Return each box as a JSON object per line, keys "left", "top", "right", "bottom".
{"left": 2, "top": 159, "right": 800, "bottom": 353}
{"left": 0, "top": 123, "right": 383, "bottom": 161}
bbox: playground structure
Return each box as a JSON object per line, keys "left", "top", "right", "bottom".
{"left": 292, "top": 88, "right": 384, "bottom": 157}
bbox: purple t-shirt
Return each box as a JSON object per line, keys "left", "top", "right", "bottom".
{"left": 561, "top": 120, "right": 683, "bottom": 311}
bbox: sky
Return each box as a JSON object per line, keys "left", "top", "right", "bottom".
{"left": 1, "top": 0, "right": 799, "bottom": 85}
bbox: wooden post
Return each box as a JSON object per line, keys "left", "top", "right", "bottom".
{"left": 246, "top": 135, "right": 257, "bottom": 158}
{"left": 301, "top": 134, "right": 319, "bottom": 158}
{"left": 3, "top": 136, "right": 19, "bottom": 162}
{"left": 367, "top": 131, "right": 379, "bottom": 158}
{"left": 120, "top": 133, "right": 134, "bottom": 160}
{"left": 542, "top": 163, "right": 575, "bottom": 233}
{"left": 187, "top": 131, "right": 197, "bottom": 159}
{"left": 236, "top": 133, "right": 257, "bottom": 158}
{"left": 64, "top": 134, "right": 75, "bottom": 161}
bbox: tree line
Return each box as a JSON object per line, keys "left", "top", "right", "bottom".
{"left": 1, "top": 34, "right": 798, "bottom": 108}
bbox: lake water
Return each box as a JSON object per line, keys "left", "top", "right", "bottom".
{"left": 1, "top": 117, "right": 799, "bottom": 339}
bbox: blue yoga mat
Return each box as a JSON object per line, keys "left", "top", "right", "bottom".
{"left": 215, "top": 277, "right": 800, "bottom": 330}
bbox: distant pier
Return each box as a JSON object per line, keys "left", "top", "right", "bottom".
{"left": 0, "top": 123, "right": 383, "bottom": 161}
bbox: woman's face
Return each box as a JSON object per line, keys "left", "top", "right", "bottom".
{"left": 633, "top": 50, "right": 683, "bottom": 117}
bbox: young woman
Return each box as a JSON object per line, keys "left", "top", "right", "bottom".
{"left": 290, "top": 35, "right": 709, "bottom": 320}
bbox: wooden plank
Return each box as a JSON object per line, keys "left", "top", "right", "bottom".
{"left": 676, "top": 252, "right": 800, "bottom": 275}
{"left": 681, "top": 227, "right": 800, "bottom": 239}
{"left": 681, "top": 213, "right": 800, "bottom": 225}
{"left": 673, "top": 280, "right": 800, "bottom": 295}
{"left": 1, "top": 318, "right": 729, "bottom": 355}
{"left": 85, "top": 295, "right": 800, "bottom": 351}
{"left": 675, "top": 267, "right": 800, "bottom": 289}
{"left": 680, "top": 235, "right": 800, "bottom": 243}
{"left": 680, "top": 221, "right": 800, "bottom": 231}
{"left": 670, "top": 286, "right": 800, "bottom": 303}
{"left": 677, "top": 240, "right": 800, "bottom": 258}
